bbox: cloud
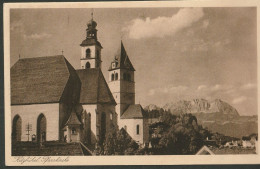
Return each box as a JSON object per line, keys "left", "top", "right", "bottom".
{"left": 124, "top": 8, "right": 204, "bottom": 39}
{"left": 240, "top": 83, "right": 257, "bottom": 90}
{"left": 232, "top": 96, "right": 247, "bottom": 104}
{"left": 197, "top": 84, "right": 234, "bottom": 92}
{"left": 148, "top": 85, "right": 187, "bottom": 96}
{"left": 11, "top": 20, "right": 23, "bottom": 31}
{"left": 197, "top": 85, "right": 207, "bottom": 90}
{"left": 148, "top": 89, "right": 156, "bottom": 96}
{"left": 202, "top": 19, "right": 209, "bottom": 29}
{"left": 23, "top": 33, "right": 51, "bottom": 40}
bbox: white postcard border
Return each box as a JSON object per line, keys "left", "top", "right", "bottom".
{"left": 4, "top": 0, "right": 260, "bottom": 166}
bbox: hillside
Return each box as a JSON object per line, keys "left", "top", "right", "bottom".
{"left": 145, "top": 99, "right": 257, "bottom": 138}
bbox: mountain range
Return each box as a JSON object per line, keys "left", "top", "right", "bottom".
{"left": 145, "top": 99, "right": 257, "bottom": 138}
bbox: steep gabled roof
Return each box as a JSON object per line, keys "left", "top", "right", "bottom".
{"left": 196, "top": 145, "right": 215, "bottom": 155}
{"left": 108, "top": 42, "right": 135, "bottom": 71}
{"left": 76, "top": 68, "right": 116, "bottom": 105}
{"left": 11, "top": 55, "right": 80, "bottom": 105}
{"left": 121, "top": 104, "right": 147, "bottom": 119}
{"left": 65, "top": 110, "right": 82, "bottom": 126}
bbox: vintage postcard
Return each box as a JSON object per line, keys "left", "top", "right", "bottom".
{"left": 3, "top": 0, "right": 260, "bottom": 166}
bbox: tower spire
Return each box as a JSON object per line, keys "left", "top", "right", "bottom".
{"left": 91, "top": 9, "right": 94, "bottom": 20}
{"left": 80, "top": 10, "right": 103, "bottom": 69}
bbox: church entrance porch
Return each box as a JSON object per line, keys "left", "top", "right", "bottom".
{"left": 63, "top": 109, "right": 82, "bottom": 143}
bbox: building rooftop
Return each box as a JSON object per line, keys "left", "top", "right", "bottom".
{"left": 108, "top": 42, "right": 135, "bottom": 71}
{"left": 76, "top": 68, "right": 116, "bottom": 105}
{"left": 11, "top": 55, "right": 80, "bottom": 105}
{"left": 196, "top": 145, "right": 256, "bottom": 155}
{"left": 64, "top": 109, "right": 82, "bottom": 126}
{"left": 80, "top": 38, "right": 102, "bottom": 48}
{"left": 121, "top": 104, "right": 147, "bottom": 119}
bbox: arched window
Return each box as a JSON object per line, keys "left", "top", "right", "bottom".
{"left": 111, "top": 74, "right": 115, "bottom": 81}
{"left": 115, "top": 73, "right": 118, "bottom": 80}
{"left": 136, "top": 125, "right": 140, "bottom": 135}
{"left": 127, "top": 74, "right": 131, "bottom": 81}
{"left": 86, "top": 48, "right": 91, "bottom": 58}
{"left": 124, "top": 125, "right": 127, "bottom": 131}
{"left": 12, "top": 115, "right": 22, "bottom": 142}
{"left": 123, "top": 73, "right": 127, "bottom": 80}
{"left": 86, "top": 62, "right": 90, "bottom": 69}
{"left": 37, "top": 114, "right": 46, "bottom": 142}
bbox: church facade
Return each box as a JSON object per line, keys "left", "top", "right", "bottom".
{"left": 11, "top": 15, "right": 149, "bottom": 148}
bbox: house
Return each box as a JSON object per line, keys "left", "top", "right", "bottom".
{"left": 242, "top": 134, "right": 258, "bottom": 148}
{"left": 196, "top": 145, "right": 256, "bottom": 155}
{"left": 196, "top": 145, "right": 215, "bottom": 155}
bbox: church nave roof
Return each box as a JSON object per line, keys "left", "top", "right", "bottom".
{"left": 76, "top": 68, "right": 116, "bottom": 105}
{"left": 11, "top": 55, "right": 80, "bottom": 105}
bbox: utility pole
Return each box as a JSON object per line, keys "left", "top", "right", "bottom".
{"left": 25, "top": 122, "right": 32, "bottom": 141}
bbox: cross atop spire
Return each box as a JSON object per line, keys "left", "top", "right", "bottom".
{"left": 91, "top": 8, "right": 94, "bottom": 20}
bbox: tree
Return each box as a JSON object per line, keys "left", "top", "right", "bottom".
{"left": 102, "top": 127, "right": 139, "bottom": 155}
{"left": 150, "top": 113, "right": 204, "bottom": 155}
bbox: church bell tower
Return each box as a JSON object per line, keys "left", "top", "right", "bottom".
{"left": 80, "top": 12, "right": 103, "bottom": 69}
{"left": 108, "top": 42, "right": 135, "bottom": 117}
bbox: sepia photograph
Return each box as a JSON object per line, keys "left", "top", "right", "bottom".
{"left": 3, "top": 0, "right": 260, "bottom": 166}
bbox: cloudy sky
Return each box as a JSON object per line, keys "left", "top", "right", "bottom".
{"left": 10, "top": 7, "right": 257, "bottom": 115}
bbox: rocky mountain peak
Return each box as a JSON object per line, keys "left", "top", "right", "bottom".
{"left": 163, "top": 98, "right": 239, "bottom": 116}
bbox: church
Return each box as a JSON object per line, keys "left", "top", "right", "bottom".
{"left": 11, "top": 14, "right": 149, "bottom": 148}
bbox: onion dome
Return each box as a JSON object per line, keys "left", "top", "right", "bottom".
{"left": 87, "top": 19, "right": 97, "bottom": 29}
